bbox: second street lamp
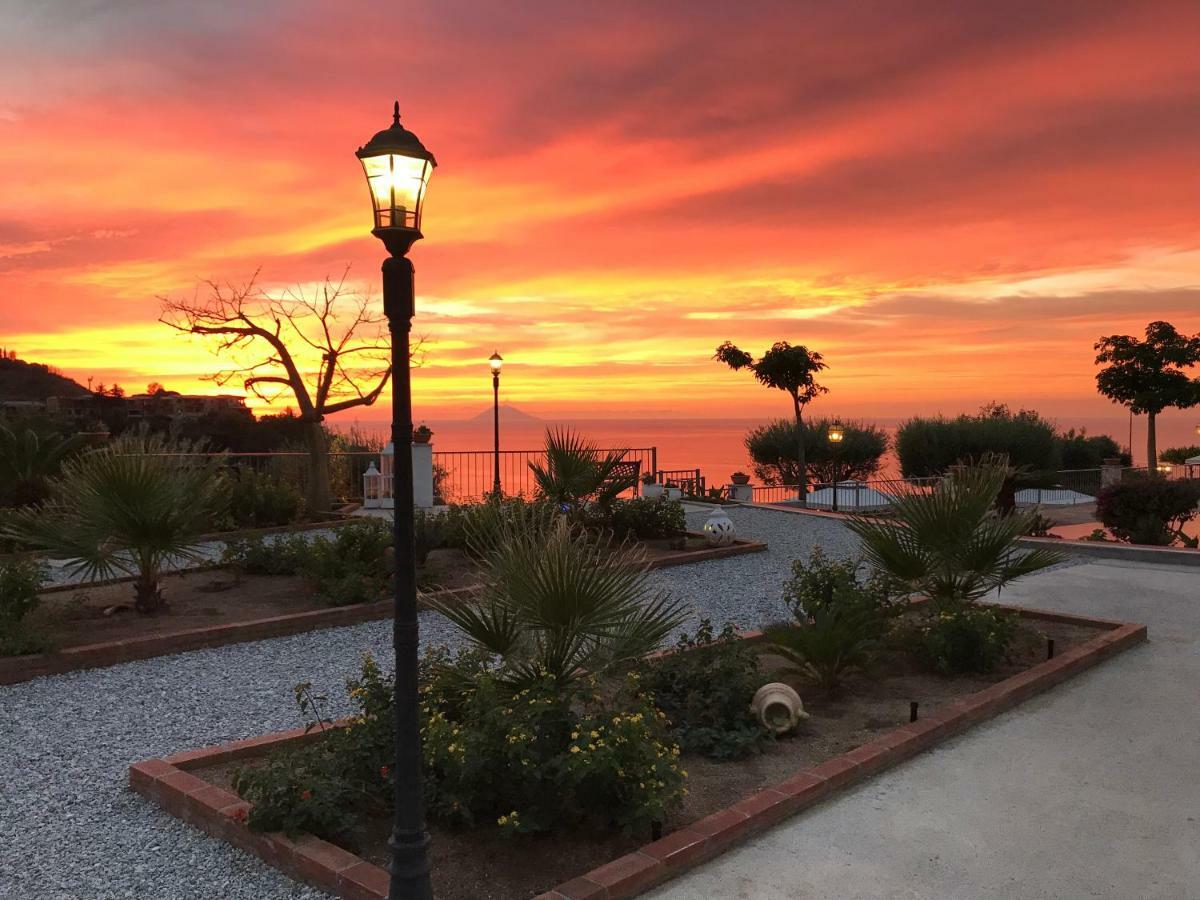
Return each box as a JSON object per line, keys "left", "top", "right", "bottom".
{"left": 489, "top": 351, "right": 503, "bottom": 498}
{"left": 356, "top": 101, "right": 436, "bottom": 900}
{"left": 827, "top": 421, "right": 844, "bottom": 512}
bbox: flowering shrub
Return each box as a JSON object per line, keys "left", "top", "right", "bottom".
{"left": 908, "top": 605, "right": 1019, "bottom": 675}
{"left": 0, "top": 559, "right": 49, "bottom": 656}
{"left": 604, "top": 497, "right": 687, "bottom": 541}
{"left": 234, "top": 649, "right": 685, "bottom": 844}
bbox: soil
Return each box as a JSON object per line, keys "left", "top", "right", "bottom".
{"left": 29, "top": 549, "right": 482, "bottom": 653}
{"left": 192, "top": 615, "right": 1104, "bottom": 900}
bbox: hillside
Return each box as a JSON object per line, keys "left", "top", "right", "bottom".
{"left": 0, "top": 354, "right": 90, "bottom": 400}
{"left": 465, "top": 403, "right": 544, "bottom": 425}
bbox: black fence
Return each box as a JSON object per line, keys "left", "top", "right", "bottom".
{"left": 433, "top": 447, "right": 657, "bottom": 502}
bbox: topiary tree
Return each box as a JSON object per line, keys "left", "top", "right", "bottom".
{"left": 1095, "top": 321, "right": 1200, "bottom": 471}
{"left": 714, "top": 341, "right": 827, "bottom": 505}
{"left": 744, "top": 418, "right": 887, "bottom": 486}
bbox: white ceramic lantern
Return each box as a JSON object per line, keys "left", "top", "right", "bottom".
{"left": 703, "top": 507, "right": 736, "bottom": 547}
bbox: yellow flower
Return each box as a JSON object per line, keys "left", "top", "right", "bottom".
{"left": 570, "top": 745, "right": 581, "bottom": 754}
{"left": 589, "top": 730, "right": 600, "bottom": 739}
{"left": 497, "top": 815, "right": 509, "bottom": 826}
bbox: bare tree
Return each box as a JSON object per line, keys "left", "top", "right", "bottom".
{"left": 161, "top": 268, "right": 407, "bottom": 512}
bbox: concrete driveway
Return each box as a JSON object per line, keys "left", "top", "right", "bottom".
{"left": 649, "top": 560, "right": 1200, "bottom": 900}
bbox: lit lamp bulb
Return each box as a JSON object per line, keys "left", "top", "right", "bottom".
{"left": 489, "top": 351, "right": 503, "bottom": 375}
{"left": 828, "top": 422, "right": 845, "bottom": 444}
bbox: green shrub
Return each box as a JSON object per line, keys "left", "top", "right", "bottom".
{"left": 764, "top": 606, "right": 881, "bottom": 696}
{"left": 781, "top": 548, "right": 897, "bottom": 636}
{"left": 1096, "top": 474, "right": 1200, "bottom": 547}
{"left": 637, "top": 620, "right": 768, "bottom": 761}
{"left": 1057, "top": 428, "right": 1128, "bottom": 469}
{"left": 302, "top": 519, "right": 392, "bottom": 605}
{"left": 908, "top": 605, "right": 1019, "bottom": 675}
{"left": 225, "top": 468, "right": 305, "bottom": 528}
{"left": 745, "top": 417, "right": 888, "bottom": 486}
{"left": 895, "top": 404, "right": 1061, "bottom": 479}
{"left": 236, "top": 651, "right": 685, "bottom": 844}
{"left": 607, "top": 497, "right": 686, "bottom": 541}
{"left": 0, "top": 559, "right": 49, "bottom": 656}
{"left": 222, "top": 532, "right": 311, "bottom": 575}
{"left": 1160, "top": 445, "right": 1200, "bottom": 465}
{"left": 222, "top": 519, "right": 392, "bottom": 604}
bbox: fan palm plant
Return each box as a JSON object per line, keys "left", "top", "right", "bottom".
{"left": 425, "top": 505, "right": 687, "bottom": 687}
{"left": 0, "top": 424, "right": 91, "bottom": 506}
{"left": 1, "top": 434, "right": 228, "bottom": 613}
{"left": 764, "top": 607, "right": 880, "bottom": 696}
{"left": 844, "top": 462, "right": 1063, "bottom": 610}
{"left": 528, "top": 428, "right": 638, "bottom": 513}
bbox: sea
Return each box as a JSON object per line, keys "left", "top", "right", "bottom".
{"left": 335, "top": 411, "right": 1200, "bottom": 484}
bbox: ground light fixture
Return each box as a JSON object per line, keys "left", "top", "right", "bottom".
{"left": 828, "top": 421, "right": 844, "bottom": 511}
{"left": 357, "top": 101, "right": 437, "bottom": 900}
{"left": 489, "top": 351, "right": 504, "bottom": 497}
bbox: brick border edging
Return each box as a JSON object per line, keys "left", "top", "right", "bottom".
{"left": 129, "top": 606, "right": 1145, "bottom": 900}
{"left": 646, "top": 534, "right": 767, "bottom": 569}
{"left": 0, "top": 586, "right": 478, "bottom": 687}
{"left": 2, "top": 537, "right": 764, "bottom": 686}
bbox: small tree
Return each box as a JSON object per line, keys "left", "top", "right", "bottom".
{"left": 1095, "top": 321, "right": 1200, "bottom": 471}
{"left": 161, "top": 269, "right": 409, "bottom": 513}
{"left": 715, "top": 341, "right": 827, "bottom": 505}
{"left": 745, "top": 418, "right": 887, "bottom": 486}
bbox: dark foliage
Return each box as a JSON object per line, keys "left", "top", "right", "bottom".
{"left": 638, "top": 620, "right": 769, "bottom": 760}
{"left": 746, "top": 418, "right": 887, "bottom": 486}
{"left": 1096, "top": 474, "right": 1200, "bottom": 547}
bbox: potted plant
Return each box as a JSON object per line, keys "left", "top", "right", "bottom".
{"left": 641, "top": 472, "right": 665, "bottom": 499}
{"left": 730, "top": 471, "right": 751, "bottom": 485}
{"left": 413, "top": 424, "right": 433, "bottom": 444}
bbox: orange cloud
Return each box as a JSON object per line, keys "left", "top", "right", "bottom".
{"left": 1, "top": 0, "right": 1198, "bottom": 425}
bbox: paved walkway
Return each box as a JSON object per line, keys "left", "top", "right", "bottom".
{"left": 650, "top": 558, "right": 1200, "bottom": 900}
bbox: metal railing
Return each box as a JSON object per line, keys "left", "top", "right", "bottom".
{"left": 432, "top": 447, "right": 657, "bottom": 503}
{"left": 655, "top": 468, "right": 705, "bottom": 497}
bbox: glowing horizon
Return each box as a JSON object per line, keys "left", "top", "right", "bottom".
{"left": 2, "top": 1, "right": 1198, "bottom": 427}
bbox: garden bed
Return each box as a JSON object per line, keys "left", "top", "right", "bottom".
{"left": 130, "top": 604, "right": 1145, "bottom": 900}
{"left": 0, "top": 565, "right": 476, "bottom": 686}
{"left": 1, "top": 533, "right": 764, "bottom": 685}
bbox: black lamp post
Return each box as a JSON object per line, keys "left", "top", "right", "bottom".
{"left": 489, "top": 351, "right": 503, "bottom": 498}
{"left": 827, "top": 421, "right": 844, "bottom": 512}
{"left": 356, "top": 101, "right": 436, "bottom": 900}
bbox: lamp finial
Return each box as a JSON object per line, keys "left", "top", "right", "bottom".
{"left": 392, "top": 101, "right": 401, "bottom": 126}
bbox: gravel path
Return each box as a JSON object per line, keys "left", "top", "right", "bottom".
{"left": 0, "top": 505, "right": 909, "bottom": 898}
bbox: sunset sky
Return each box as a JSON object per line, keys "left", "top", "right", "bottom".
{"left": 2, "top": 0, "right": 1199, "bottom": 428}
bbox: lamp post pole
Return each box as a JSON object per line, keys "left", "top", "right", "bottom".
{"left": 356, "top": 102, "right": 436, "bottom": 900}
{"left": 381, "top": 255, "right": 432, "bottom": 900}
{"left": 490, "top": 351, "right": 503, "bottom": 498}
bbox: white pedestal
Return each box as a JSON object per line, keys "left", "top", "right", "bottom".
{"left": 729, "top": 483, "right": 754, "bottom": 502}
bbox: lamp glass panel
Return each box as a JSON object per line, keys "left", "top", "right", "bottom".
{"left": 361, "top": 154, "right": 431, "bottom": 229}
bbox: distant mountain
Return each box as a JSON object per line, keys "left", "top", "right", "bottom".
{"left": 464, "top": 404, "right": 545, "bottom": 425}
{"left": 0, "top": 353, "right": 90, "bottom": 400}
